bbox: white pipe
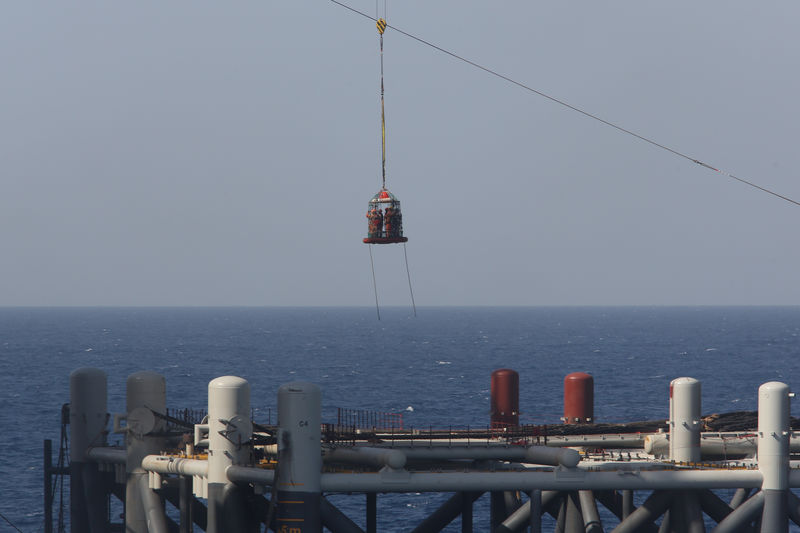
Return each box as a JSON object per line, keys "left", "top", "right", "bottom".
{"left": 142, "top": 455, "right": 209, "bottom": 477}
{"left": 542, "top": 435, "right": 647, "bottom": 448}
{"left": 645, "top": 433, "right": 761, "bottom": 458}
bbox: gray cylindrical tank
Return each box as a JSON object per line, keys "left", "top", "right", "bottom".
{"left": 277, "top": 381, "right": 322, "bottom": 532}
{"left": 125, "top": 371, "right": 168, "bottom": 533}
{"left": 70, "top": 367, "right": 108, "bottom": 461}
{"left": 69, "top": 367, "right": 109, "bottom": 533}
{"left": 127, "top": 371, "right": 166, "bottom": 414}
{"left": 126, "top": 371, "right": 167, "bottom": 467}
{"left": 669, "top": 377, "right": 701, "bottom": 463}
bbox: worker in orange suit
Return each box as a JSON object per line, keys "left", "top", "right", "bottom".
{"left": 376, "top": 208, "right": 384, "bottom": 238}
{"left": 366, "top": 209, "right": 378, "bottom": 238}
{"left": 383, "top": 206, "right": 393, "bottom": 238}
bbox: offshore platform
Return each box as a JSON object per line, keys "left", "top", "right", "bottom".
{"left": 45, "top": 368, "right": 800, "bottom": 532}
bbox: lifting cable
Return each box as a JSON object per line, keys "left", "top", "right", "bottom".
{"left": 331, "top": 0, "right": 800, "bottom": 209}
{"left": 368, "top": 244, "right": 381, "bottom": 320}
{"left": 0, "top": 511, "right": 25, "bottom": 533}
{"left": 403, "top": 243, "right": 417, "bottom": 317}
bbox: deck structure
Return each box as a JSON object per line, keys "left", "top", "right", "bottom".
{"left": 44, "top": 368, "right": 800, "bottom": 532}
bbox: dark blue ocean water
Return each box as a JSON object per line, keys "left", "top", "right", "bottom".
{"left": 2, "top": 306, "right": 800, "bottom": 531}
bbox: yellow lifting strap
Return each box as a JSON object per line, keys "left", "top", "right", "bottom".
{"left": 378, "top": 17, "right": 387, "bottom": 188}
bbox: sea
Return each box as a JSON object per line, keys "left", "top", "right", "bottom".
{"left": 2, "top": 306, "right": 800, "bottom": 532}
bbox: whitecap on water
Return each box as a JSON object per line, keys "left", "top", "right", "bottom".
{"left": 705, "top": 348, "right": 718, "bottom": 352}
{"left": 405, "top": 406, "right": 414, "bottom": 412}
{"left": 436, "top": 361, "right": 451, "bottom": 365}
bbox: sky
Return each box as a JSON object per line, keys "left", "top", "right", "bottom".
{"left": 1, "top": 1, "right": 799, "bottom": 306}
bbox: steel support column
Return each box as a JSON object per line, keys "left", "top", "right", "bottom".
{"left": 367, "top": 492, "right": 376, "bottom": 533}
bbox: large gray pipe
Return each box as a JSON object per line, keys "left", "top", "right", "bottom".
{"left": 87, "top": 447, "right": 126, "bottom": 464}
{"left": 710, "top": 491, "right": 764, "bottom": 533}
{"left": 388, "top": 445, "right": 579, "bottom": 467}
{"left": 564, "top": 492, "right": 583, "bottom": 533}
{"left": 319, "top": 469, "right": 762, "bottom": 493}
{"left": 137, "top": 473, "right": 169, "bottom": 533}
{"left": 320, "top": 497, "right": 366, "bottom": 533}
{"left": 494, "top": 491, "right": 560, "bottom": 533}
{"left": 787, "top": 491, "right": 800, "bottom": 527}
{"left": 409, "top": 491, "right": 483, "bottom": 533}
{"left": 578, "top": 490, "right": 603, "bottom": 533}
{"left": 326, "top": 446, "right": 406, "bottom": 469}
{"left": 698, "top": 489, "right": 734, "bottom": 524}
{"left": 609, "top": 490, "right": 672, "bottom": 533}
{"left": 729, "top": 487, "right": 751, "bottom": 509}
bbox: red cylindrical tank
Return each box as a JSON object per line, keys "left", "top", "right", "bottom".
{"left": 563, "top": 372, "right": 594, "bottom": 424}
{"left": 491, "top": 369, "right": 519, "bottom": 429}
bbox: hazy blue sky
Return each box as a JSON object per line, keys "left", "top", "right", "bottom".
{"left": 2, "top": 2, "right": 799, "bottom": 306}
